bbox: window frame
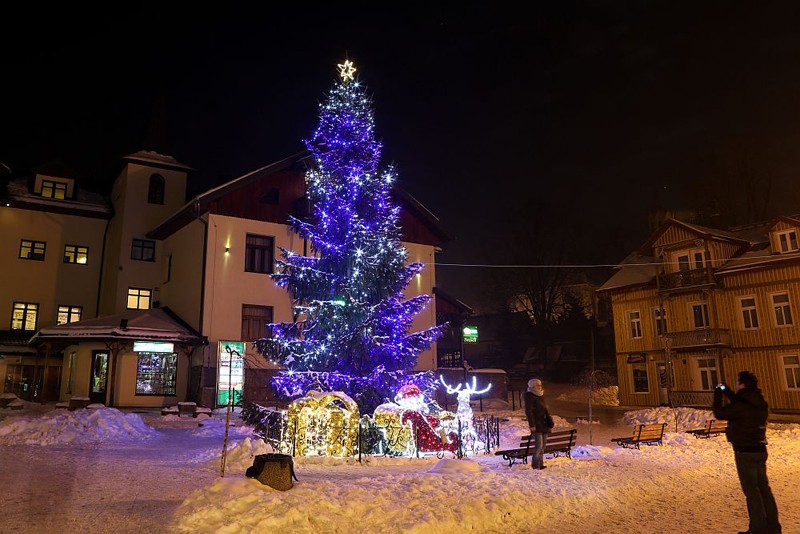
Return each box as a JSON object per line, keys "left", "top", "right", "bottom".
{"left": 241, "top": 304, "right": 274, "bottom": 342}
{"left": 41, "top": 179, "right": 68, "bottom": 199}
{"left": 739, "top": 296, "right": 760, "bottom": 330}
{"left": 11, "top": 302, "right": 39, "bottom": 331}
{"left": 782, "top": 354, "right": 800, "bottom": 390}
{"left": 689, "top": 301, "right": 710, "bottom": 329}
{"left": 131, "top": 238, "right": 156, "bottom": 262}
{"left": 57, "top": 305, "right": 83, "bottom": 325}
{"left": 244, "top": 233, "right": 275, "bottom": 274}
{"left": 19, "top": 239, "right": 46, "bottom": 261}
{"left": 771, "top": 292, "right": 794, "bottom": 327}
{"left": 696, "top": 357, "right": 719, "bottom": 391}
{"left": 776, "top": 229, "right": 799, "bottom": 254}
{"left": 651, "top": 306, "right": 668, "bottom": 337}
{"left": 631, "top": 363, "right": 649, "bottom": 393}
{"left": 147, "top": 174, "right": 165, "bottom": 205}
{"left": 63, "top": 244, "right": 89, "bottom": 265}
{"left": 127, "top": 287, "right": 152, "bottom": 310}
{"left": 628, "top": 310, "right": 643, "bottom": 339}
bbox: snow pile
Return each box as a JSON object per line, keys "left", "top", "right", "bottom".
{"left": 427, "top": 457, "right": 483, "bottom": 474}
{"left": 191, "top": 418, "right": 254, "bottom": 438}
{"left": 201, "top": 437, "right": 275, "bottom": 471}
{"left": 172, "top": 406, "right": 800, "bottom": 534}
{"left": 622, "top": 406, "right": 712, "bottom": 432}
{"left": 556, "top": 385, "right": 620, "bottom": 406}
{"left": 0, "top": 407, "right": 159, "bottom": 445}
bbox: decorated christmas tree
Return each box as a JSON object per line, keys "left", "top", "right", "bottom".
{"left": 258, "top": 60, "right": 444, "bottom": 411}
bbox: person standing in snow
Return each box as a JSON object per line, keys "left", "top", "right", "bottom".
{"left": 713, "top": 370, "right": 781, "bottom": 534}
{"left": 524, "top": 378, "right": 554, "bottom": 470}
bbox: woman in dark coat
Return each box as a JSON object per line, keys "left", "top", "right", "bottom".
{"left": 524, "top": 378, "right": 554, "bottom": 470}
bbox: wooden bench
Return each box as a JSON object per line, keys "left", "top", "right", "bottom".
{"left": 494, "top": 429, "right": 577, "bottom": 466}
{"left": 687, "top": 419, "right": 727, "bottom": 439}
{"left": 611, "top": 423, "right": 666, "bottom": 449}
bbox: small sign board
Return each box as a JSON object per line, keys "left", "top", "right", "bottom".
{"left": 133, "top": 341, "right": 174, "bottom": 353}
{"left": 462, "top": 326, "right": 479, "bottom": 343}
{"left": 627, "top": 353, "right": 647, "bottom": 364}
{"left": 218, "top": 341, "right": 245, "bottom": 406}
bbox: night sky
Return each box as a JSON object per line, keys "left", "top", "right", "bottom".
{"left": 3, "top": 2, "right": 800, "bottom": 309}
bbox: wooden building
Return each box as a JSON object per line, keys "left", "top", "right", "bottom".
{"left": 600, "top": 217, "right": 800, "bottom": 414}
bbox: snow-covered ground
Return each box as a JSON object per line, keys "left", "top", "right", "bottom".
{"left": 0, "top": 388, "right": 798, "bottom": 534}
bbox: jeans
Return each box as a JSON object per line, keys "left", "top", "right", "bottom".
{"left": 531, "top": 432, "right": 547, "bottom": 469}
{"left": 734, "top": 451, "right": 781, "bottom": 533}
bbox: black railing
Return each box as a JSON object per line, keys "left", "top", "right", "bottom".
{"left": 657, "top": 268, "right": 714, "bottom": 291}
{"left": 665, "top": 329, "right": 731, "bottom": 349}
{"left": 672, "top": 390, "right": 714, "bottom": 408}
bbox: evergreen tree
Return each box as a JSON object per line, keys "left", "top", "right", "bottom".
{"left": 258, "top": 61, "right": 443, "bottom": 409}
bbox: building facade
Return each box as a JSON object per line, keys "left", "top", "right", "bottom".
{"left": 600, "top": 217, "right": 800, "bottom": 414}
{"left": 1, "top": 151, "right": 447, "bottom": 408}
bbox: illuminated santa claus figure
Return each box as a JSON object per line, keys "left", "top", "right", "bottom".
{"left": 394, "top": 384, "right": 429, "bottom": 415}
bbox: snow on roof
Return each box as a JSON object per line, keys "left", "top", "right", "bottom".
{"left": 30, "top": 308, "right": 203, "bottom": 345}
{"left": 5, "top": 178, "right": 111, "bottom": 215}
{"left": 598, "top": 254, "right": 660, "bottom": 291}
{"left": 124, "top": 150, "right": 193, "bottom": 171}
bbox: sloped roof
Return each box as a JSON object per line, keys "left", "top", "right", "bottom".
{"left": 637, "top": 218, "right": 750, "bottom": 256}
{"left": 147, "top": 150, "right": 450, "bottom": 244}
{"left": 29, "top": 307, "right": 203, "bottom": 346}
{"left": 124, "top": 150, "right": 193, "bottom": 172}
{"left": 4, "top": 178, "right": 112, "bottom": 218}
{"left": 0, "top": 330, "right": 37, "bottom": 355}
{"left": 598, "top": 253, "right": 660, "bottom": 291}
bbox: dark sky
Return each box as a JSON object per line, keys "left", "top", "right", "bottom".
{"left": 4, "top": 2, "right": 800, "bottom": 309}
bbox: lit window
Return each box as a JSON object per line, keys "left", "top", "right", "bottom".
{"left": 131, "top": 239, "right": 156, "bottom": 262}
{"left": 777, "top": 230, "right": 799, "bottom": 253}
{"left": 245, "top": 234, "right": 274, "bottom": 274}
{"left": 740, "top": 297, "right": 759, "bottom": 329}
{"left": 41, "top": 180, "right": 67, "bottom": 199}
{"left": 64, "top": 244, "right": 89, "bottom": 264}
{"left": 127, "top": 288, "right": 151, "bottom": 310}
{"left": 19, "top": 239, "right": 46, "bottom": 261}
{"left": 772, "top": 293, "right": 793, "bottom": 327}
{"left": 57, "top": 305, "right": 82, "bottom": 325}
{"left": 148, "top": 174, "right": 165, "bottom": 205}
{"left": 11, "top": 302, "right": 38, "bottom": 330}
{"left": 628, "top": 310, "right": 642, "bottom": 339}
{"left": 783, "top": 355, "right": 800, "bottom": 389}
{"left": 136, "top": 353, "right": 177, "bottom": 395}
{"left": 242, "top": 304, "right": 273, "bottom": 341}
{"left": 691, "top": 302, "right": 710, "bottom": 329}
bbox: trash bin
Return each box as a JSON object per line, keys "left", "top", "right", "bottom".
{"left": 245, "top": 453, "right": 298, "bottom": 491}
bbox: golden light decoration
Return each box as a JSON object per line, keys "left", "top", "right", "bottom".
{"left": 337, "top": 59, "right": 356, "bottom": 82}
{"left": 284, "top": 391, "right": 360, "bottom": 457}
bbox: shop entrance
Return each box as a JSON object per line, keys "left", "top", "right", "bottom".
{"left": 90, "top": 350, "right": 110, "bottom": 404}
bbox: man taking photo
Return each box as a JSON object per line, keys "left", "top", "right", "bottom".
{"left": 713, "top": 370, "right": 781, "bottom": 534}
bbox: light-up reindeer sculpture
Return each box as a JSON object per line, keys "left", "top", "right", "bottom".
{"left": 439, "top": 375, "right": 491, "bottom": 453}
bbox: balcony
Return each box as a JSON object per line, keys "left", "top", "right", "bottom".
{"left": 657, "top": 268, "right": 715, "bottom": 292}
{"left": 664, "top": 328, "right": 731, "bottom": 350}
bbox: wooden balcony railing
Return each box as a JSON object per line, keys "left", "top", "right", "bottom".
{"left": 657, "top": 268, "right": 715, "bottom": 291}
{"left": 665, "top": 328, "right": 731, "bottom": 349}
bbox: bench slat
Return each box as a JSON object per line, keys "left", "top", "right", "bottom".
{"left": 497, "top": 429, "right": 577, "bottom": 466}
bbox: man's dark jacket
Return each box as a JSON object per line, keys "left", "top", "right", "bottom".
{"left": 524, "top": 391, "right": 553, "bottom": 434}
{"left": 712, "top": 386, "right": 769, "bottom": 453}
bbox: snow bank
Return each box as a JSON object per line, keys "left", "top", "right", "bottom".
{"left": 556, "top": 385, "right": 620, "bottom": 406}
{"left": 0, "top": 407, "right": 159, "bottom": 445}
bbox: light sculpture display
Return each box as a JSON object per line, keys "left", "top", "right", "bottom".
{"left": 439, "top": 375, "right": 491, "bottom": 446}
{"left": 283, "top": 391, "right": 360, "bottom": 457}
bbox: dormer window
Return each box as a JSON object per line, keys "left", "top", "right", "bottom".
{"left": 675, "top": 248, "right": 709, "bottom": 272}
{"left": 777, "top": 230, "right": 799, "bottom": 254}
{"left": 41, "top": 179, "right": 68, "bottom": 199}
{"left": 148, "top": 174, "right": 165, "bottom": 205}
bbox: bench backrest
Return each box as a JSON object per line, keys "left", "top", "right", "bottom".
{"left": 519, "top": 429, "right": 576, "bottom": 449}
{"left": 634, "top": 423, "right": 666, "bottom": 441}
{"left": 707, "top": 419, "right": 727, "bottom": 432}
